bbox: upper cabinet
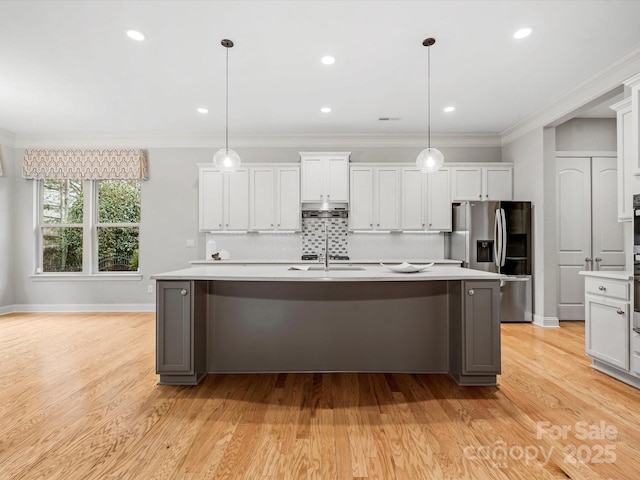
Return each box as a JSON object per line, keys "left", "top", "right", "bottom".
{"left": 451, "top": 163, "right": 513, "bottom": 201}
{"left": 626, "top": 73, "right": 640, "bottom": 175}
{"left": 300, "top": 152, "right": 350, "bottom": 203}
{"left": 350, "top": 165, "right": 401, "bottom": 231}
{"left": 199, "top": 166, "right": 249, "bottom": 232}
{"left": 611, "top": 97, "right": 633, "bottom": 222}
{"left": 401, "top": 167, "right": 451, "bottom": 232}
{"left": 249, "top": 165, "right": 300, "bottom": 231}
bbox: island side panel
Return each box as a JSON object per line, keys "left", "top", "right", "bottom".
{"left": 207, "top": 280, "right": 449, "bottom": 373}
{"left": 449, "top": 280, "right": 501, "bottom": 386}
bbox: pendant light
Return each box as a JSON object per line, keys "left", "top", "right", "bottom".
{"left": 213, "top": 39, "right": 241, "bottom": 173}
{"left": 416, "top": 37, "right": 444, "bottom": 173}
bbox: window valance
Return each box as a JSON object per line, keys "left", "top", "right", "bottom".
{"left": 22, "top": 148, "right": 148, "bottom": 180}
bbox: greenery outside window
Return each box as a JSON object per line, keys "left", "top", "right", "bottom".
{"left": 38, "top": 179, "right": 141, "bottom": 274}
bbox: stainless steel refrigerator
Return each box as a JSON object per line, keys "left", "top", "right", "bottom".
{"left": 447, "top": 201, "right": 533, "bottom": 323}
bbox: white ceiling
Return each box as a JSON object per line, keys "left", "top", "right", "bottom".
{"left": 1, "top": 0, "right": 640, "bottom": 141}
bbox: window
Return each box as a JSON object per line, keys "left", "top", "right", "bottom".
{"left": 37, "top": 179, "right": 141, "bottom": 274}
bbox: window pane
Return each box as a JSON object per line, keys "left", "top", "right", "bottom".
{"left": 43, "top": 179, "right": 83, "bottom": 224}
{"left": 98, "top": 180, "right": 141, "bottom": 223}
{"left": 42, "top": 227, "right": 83, "bottom": 272}
{"left": 98, "top": 227, "right": 139, "bottom": 271}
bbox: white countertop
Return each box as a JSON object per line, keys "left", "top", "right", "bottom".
{"left": 578, "top": 270, "right": 633, "bottom": 281}
{"left": 152, "top": 264, "right": 503, "bottom": 282}
{"left": 189, "top": 258, "right": 462, "bottom": 265}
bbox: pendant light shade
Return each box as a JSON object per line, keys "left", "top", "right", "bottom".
{"left": 214, "top": 39, "right": 241, "bottom": 173}
{"left": 416, "top": 37, "right": 444, "bottom": 173}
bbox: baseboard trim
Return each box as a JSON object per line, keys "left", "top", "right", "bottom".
{"left": 533, "top": 314, "right": 560, "bottom": 328}
{"left": 1, "top": 303, "right": 156, "bottom": 314}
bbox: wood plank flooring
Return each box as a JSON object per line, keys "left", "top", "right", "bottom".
{"left": 1, "top": 312, "right": 639, "bottom": 479}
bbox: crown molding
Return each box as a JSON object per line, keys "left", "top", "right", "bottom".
{"left": 0, "top": 128, "right": 15, "bottom": 147}
{"left": 12, "top": 132, "right": 501, "bottom": 149}
{"left": 501, "top": 43, "right": 640, "bottom": 146}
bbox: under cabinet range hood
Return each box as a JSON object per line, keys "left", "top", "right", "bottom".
{"left": 301, "top": 202, "right": 348, "bottom": 213}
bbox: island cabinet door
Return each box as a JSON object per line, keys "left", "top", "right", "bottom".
{"left": 157, "top": 281, "right": 193, "bottom": 374}
{"left": 463, "top": 281, "right": 501, "bottom": 374}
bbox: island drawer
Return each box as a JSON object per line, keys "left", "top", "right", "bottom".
{"left": 584, "top": 277, "right": 629, "bottom": 301}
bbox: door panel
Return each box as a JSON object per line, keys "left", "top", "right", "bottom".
{"left": 401, "top": 168, "right": 425, "bottom": 230}
{"left": 350, "top": 168, "right": 373, "bottom": 230}
{"left": 591, "top": 157, "right": 625, "bottom": 271}
{"left": 277, "top": 167, "right": 300, "bottom": 230}
{"left": 556, "top": 157, "right": 592, "bottom": 320}
{"left": 250, "top": 168, "right": 275, "bottom": 230}
{"left": 376, "top": 168, "right": 400, "bottom": 230}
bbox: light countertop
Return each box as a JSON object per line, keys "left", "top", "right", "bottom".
{"left": 189, "top": 258, "right": 462, "bottom": 265}
{"left": 578, "top": 270, "right": 633, "bottom": 281}
{"left": 152, "top": 264, "right": 503, "bottom": 282}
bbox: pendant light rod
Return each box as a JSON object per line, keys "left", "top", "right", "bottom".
{"left": 221, "top": 39, "right": 234, "bottom": 152}
{"left": 422, "top": 37, "right": 435, "bottom": 149}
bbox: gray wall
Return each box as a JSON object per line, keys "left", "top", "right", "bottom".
{"left": 555, "top": 118, "right": 616, "bottom": 151}
{"left": 7, "top": 143, "right": 501, "bottom": 309}
{"left": 0, "top": 145, "right": 14, "bottom": 310}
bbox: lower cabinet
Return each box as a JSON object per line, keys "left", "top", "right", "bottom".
{"left": 632, "top": 331, "right": 640, "bottom": 377}
{"left": 585, "top": 294, "right": 629, "bottom": 371}
{"left": 449, "top": 280, "right": 501, "bottom": 385}
{"left": 156, "top": 280, "right": 207, "bottom": 384}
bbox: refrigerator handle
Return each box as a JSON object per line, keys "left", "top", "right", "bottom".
{"left": 494, "top": 210, "right": 501, "bottom": 269}
{"left": 500, "top": 208, "right": 507, "bottom": 267}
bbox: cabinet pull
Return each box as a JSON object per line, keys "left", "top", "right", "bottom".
{"left": 478, "top": 194, "right": 482, "bottom": 199}
{"left": 180, "top": 289, "right": 188, "bottom": 296}
{"left": 377, "top": 223, "right": 380, "bottom": 227}
{"left": 598, "top": 285, "right": 606, "bottom": 291}
{"left": 468, "top": 289, "right": 475, "bottom": 296}
{"left": 616, "top": 309, "right": 624, "bottom": 315}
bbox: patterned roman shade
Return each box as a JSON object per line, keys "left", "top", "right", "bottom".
{"left": 22, "top": 148, "right": 148, "bottom": 180}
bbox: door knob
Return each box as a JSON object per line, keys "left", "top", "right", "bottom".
{"left": 180, "top": 289, "right": 188, "bottom": 296}
{"left": 468, "top": 289, "right": 475, "bottom": 296}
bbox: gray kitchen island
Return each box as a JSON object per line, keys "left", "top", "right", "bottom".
{"left": 152, "top": 264, "right": 503, "bottom": 387}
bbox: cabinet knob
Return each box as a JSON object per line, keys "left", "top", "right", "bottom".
{"left": 180, "top": 289, "right": 188, "bottom": 296}
{"left": 598, "top": 285, "right": 606, "bottom": 291}
{"left": 270, "top": 224, "right": 273, "bottom": 227}
{"left": 616, "top": 309, "right": 624, "bottom": 315}
{"left": 468, "top": 289, "right": 475, "bottom": 296}
{"left": 377, "top": 223, "right": 380, "bottom": 226}
{"left": 277, "top": 223, "right": 280, "bottom": 227}
{"left": 478, "top": 195, "right": 482, "bottom": 199}
{"left": 370, "top": 223, "right": 373, "bottom": 227}
{"left": 422, "top": 223, "right": 425, "bottom": 227}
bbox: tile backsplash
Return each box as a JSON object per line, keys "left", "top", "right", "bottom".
{"left": 301, "top": 218, "right": 348, "bottom": 257}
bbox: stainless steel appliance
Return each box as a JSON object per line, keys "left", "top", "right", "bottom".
{"left": 447, "top": 201, "right": 533, "bottom": 323}
{"left": 633, "top": 195, "right": 640, "bottom": 333}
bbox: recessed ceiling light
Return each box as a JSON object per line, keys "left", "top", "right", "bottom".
{"left": 126, "top": 29, "right": 146, "bottom": 41}
{"left": 513, "top": 28, "right": 532, "bottom": 39}
{"left": 321, "top": 56, "right": 335, "bottom": 65}
{"left": 197, "top": 107, "right": 209, "bottom": 114}
{"left": 321, "top": 107, "right": 332, "bottom": 113}
{"left": 444, "top": 106, "right": 455, "bottom": 113}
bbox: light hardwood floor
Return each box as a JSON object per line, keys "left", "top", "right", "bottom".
{"left": 1, "top": 312, "right": 639, "bottom": 479}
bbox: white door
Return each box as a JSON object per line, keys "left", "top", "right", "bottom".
{"left": 276, "top": 167, "right": 300, "bottom": 230}
{"left": 556, "top": 157, "right": 592, "bottom": 320}
{"left": 401, "top": 168, "right": 425, "bottom": 230}
{"left": 226, "top": 169, "right": 249, "bottom": 230}
{"left": 301, "top": 157, "right": 324, "bottom": 202}
{"left": 376, "top": 167, "right": 400, "bottom": 230}
{"left": 349, "top": 168, "right": 373, "bottom": 230}
{"left": 451, "top": 166, "right": 482, "bottom": 201}
{"left": 591, "top": 157, "right": 625, "bottom": 272}
{"left": 484, "top": 167, "right": 513, "bottom": 201}
{"left": 199, "top": 169, "right": 224, "bottom": 231}
{"left": 427, "top": 168, "right": 451, "bottom": 231}
{"left": 326, "top": 157, "right": 349, "bottom": 202}
{"left": 250, "top": 168, "right": 275, "bottom": 230}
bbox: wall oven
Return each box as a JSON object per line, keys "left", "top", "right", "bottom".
{"left": 633, "top": 194, "right": 640, "bottom": 334}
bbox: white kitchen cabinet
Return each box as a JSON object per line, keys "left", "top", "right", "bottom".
{"left": 199, "top": 166, "right": 249, "bottom": 232}
{"left": 625, "top": 73, "right": 640, "bottom": 175}
{"left": 632, "top": 331, "right": 640, "bottom": 377}
{"left": 249, "top": 165, "right": 300, "bottom": 231}
{"left": 583, "top": 274, "right": 630, "bottom": 371}
{"left": 350, "top": 165, "right": 400, "bottom": 231}
{"left": 300, "top": 152, "right": 349, "bottom": 203}
{"left": 610, "top": 97, "right": 633, "bottom": 221}
{"left": 401, "top": 167, "right": 451, "bottom": 231}
{"left": 451, "top": 163, "right": 513, "bottom": 201}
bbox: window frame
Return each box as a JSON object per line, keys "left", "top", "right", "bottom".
{"left": 33, "top": 179, "right": 142, "bottom": 280}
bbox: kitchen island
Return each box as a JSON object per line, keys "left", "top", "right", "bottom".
{"left": 152, "top": 264, "right": 503, "bottom": 387}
